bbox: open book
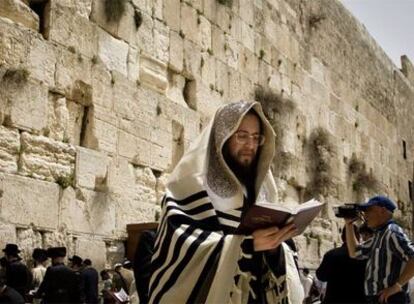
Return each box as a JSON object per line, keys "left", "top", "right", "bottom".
{"left": 112, "top": 288, "right": 129, "bottom": 303}
{"left": 237, "top": 198, "right": 324, "bottom": 235}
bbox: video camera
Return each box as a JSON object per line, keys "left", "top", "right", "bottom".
{"left": 333, "top": 203, "right": 362, "bottom": 218}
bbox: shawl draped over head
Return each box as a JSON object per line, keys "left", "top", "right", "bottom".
{"left": 148, "top": 101, "right": 304, "bottom": 304}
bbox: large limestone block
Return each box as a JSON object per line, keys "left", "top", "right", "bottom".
{"left": 239, "top": 0, "right": 254, "bottom": 25}
{"left": 0, "top": 174, "right": 60, "bottom": 229}
{"left": 89, "top": 0, "right": 117, "bottom": 38}
{"left": 183, "top": 40, "right": 202, "bottom": 79}
{"left": 166, "top": 73, "right": 187, "bottom": 106}
{"left": 48, "top": 3, "right": 97, "bottom": 58}
{"left": 76, "top": 147, "right": 109, "bottom": 190}
{"left": 0, "top": 17, "right": 33, "bottom": 67}
{"left": 97, "top": 28, "right": 129, "bottom": 76}
{"left": 136, "top": 11, "right": 154, "bottom": 55}
{"left": 0, "top": 0, "right": 39, "bottom": 31}
{"left": 163, "top": 0, "right": 180, "bottom": 31}
{"left": 180, "top": 3, "right": 199, "bottom": 45}
{"left": 47, "top": 95, "right": 70, "bottom": 142}
{"left": 55, "top": 47, "right": 92, "bottom": 96}
{"left": 82, "top": 106, "right": 118, "bottom": 155}
{"left": 91, "top": 61, "right": 113, "bottom": 110}
{"left": 139, "top": 54, "right": 168, "bottom": 93}
{"left": 58, "top": 0, "right": 93, "bottom": 19}
{"left": 0, "top": 222, "right": 17, "bottom": 254}
{"left": 43, "top": 226, "right": 75, "bottom": 250}
{"left": 60, "top": 187, "right": 115, "bottom": 236}
{"left": 1, "top": 77, "right": 48, "bottom": 132}
{"left": 241, "top": 21, "right": 255, "bottom": 52}
{"left": 0, "top": 126, "right": 19, "bottom": 173}
{"left": 75, "top": 238, "right": 107, "bottom": 271}
{"left": 111, "top": 71, "right": 137, "bottom": 121}
{"left": 169, "top": 31, "right": 183, "bottom": 73}
{"left": 154, "top": 19, "right": 169, "bottom": 64}
{"left": 127, "top": 46, "right": 140, "bottom": 83}
{"left": 19, "top": 132, "right": 76, "bottom": 183}
{"left": 201, "top": 52, "right": 215, "bottom": 88}
{"left": 199, "top": 15, "right": 211, "bottom": 51}
{"left": 66, "top": 100, "right": 84, "bottom": 146}
{"left": 27, "top": 37, "right": 56, "bottom": 86}
{"left": 118, "top": 130, "right": 151, "bottom": 166}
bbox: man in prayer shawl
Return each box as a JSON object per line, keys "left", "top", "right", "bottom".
{"left": 148, "top": 101, "right": 304, "bottom": 304}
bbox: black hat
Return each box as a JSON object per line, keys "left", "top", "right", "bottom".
{"left": 47, "top": 247, "right": 67, "bottom": 258}
{"left": 32, "top": 248, "right": 48, "bottom": 262}
{"left": 69, "top": 255, "right": 83, "bottom": 266}
{"left": 2, "top": 244, "right": 21, "bottom": 256}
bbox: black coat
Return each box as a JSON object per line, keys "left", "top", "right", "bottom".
{"left": 0, "top": 286, "right": 25, "bottom": 304}
{"left": 37, "top": 263, "right": 82, "bottom": 303}
{"left": 316, "top": 244, "right": 367, "bottom": 304}
{"left": 5, "top": 260, "right": 31, "bottom": 298}
{"left": 81, "top": 267, "right": 99, "bottom": 304}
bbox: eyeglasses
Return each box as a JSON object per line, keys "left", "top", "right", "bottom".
{"left": 233, "top": 131, "right": 265, "bottom": 146}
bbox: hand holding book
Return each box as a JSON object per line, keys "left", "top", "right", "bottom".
{"left": 237, "top": 198, "right": 324, "bottom": 235}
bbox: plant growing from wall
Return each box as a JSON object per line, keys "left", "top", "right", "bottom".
{"left": 348, "top": 154, "right": 378, "bottom": 194}
{"left": 307, "top": 127, "right": 336, "bottom": 198}
{"left": 104, "top": 0, "right": 126, "bottom": 23}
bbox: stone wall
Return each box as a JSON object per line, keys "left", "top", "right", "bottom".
{"left": 0, "top": 0, "right": 413, "bottom": 270}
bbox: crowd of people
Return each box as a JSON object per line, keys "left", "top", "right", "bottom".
{"left": 0, "top": 244, "right": 137, "bottom": 303}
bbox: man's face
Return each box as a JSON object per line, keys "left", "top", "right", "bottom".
{"left": 226, "top": 113, "right": 261, "bottom": 168}
{"left": 363, "top": 205, "right": 389, "bottom": 228}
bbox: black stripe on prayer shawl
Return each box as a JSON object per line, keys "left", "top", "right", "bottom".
{"left": 165, "top": 190, "right": 208, "bottom": 206}
{"left": 152, "top": 230, "right": 212, "bottom": 303}
{"left": 186, "top": 237, "right": 224, "bottom": 304}
{"left": 216, "top": 210, "right": 241, "bottom": 222}
{"left": 150, "top": 225, "right": 196, "bottom": 294}
{"left": 166, "top": 203, "right": 214, "bottom": 216}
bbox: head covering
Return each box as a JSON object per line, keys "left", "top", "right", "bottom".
{"left": 69, "top": 255, "right": 83, "bottom": 266}
{"left": 166, "top": 100, "right": 277, "bottom": 212}
{"left": 359, "top": 195, "right": 397, "bottom": 213}
{"left": 46, "top": 247, "right": 67, "bottom": 258}
{"left": 114, "top": 263, "right": 122, "bottom": 269}
{"left": 2, "top": 244, "right": 21, "bottom": 256}
{"left": 83, "top": 258, "right": 92, "bottom": 266}
{"left": 32, "top": 248, "right": 48, "bottom": 262}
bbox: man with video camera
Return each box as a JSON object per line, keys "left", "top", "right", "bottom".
{"left": 344, "top": 195, "right": 414, "bottom": 304}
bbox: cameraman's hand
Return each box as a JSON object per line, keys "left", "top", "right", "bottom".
{"left": 378, "top": 284, "right": 401, "bottom": 303}
{"left": 252, "top": 223, "right": 297, "bottom": 251}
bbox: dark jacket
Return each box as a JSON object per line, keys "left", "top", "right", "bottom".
{"left": 36, "top": 263, "right": 82, "bottom": 303}
{"left": 5, "top": 259, "right": 31, "bottom": 298}
{"left": 316, "top": 244, "right": 367, "bottom": 303}
{"left": 81, "top": 266, "right": 99, "bottom": 304}
{"left": 0, "top": 286, "right": 25, "bottom": 304}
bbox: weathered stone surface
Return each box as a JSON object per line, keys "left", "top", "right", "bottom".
{"left": 54, "top": 47, "right": 92, "bottom": 96}
{"left": 47, "top": 94, "right": 70, "bottom": 142}
{"left": 169, "top": 31, "right": 184, "bottom": 73}
{"left": 0, "top": 0, "right": 39, "bottom": 31}
{"left": 180, "top": 3, "right": 199, "bottom": 45}
{"left": 1, "top": 77, "right": 48, "bottom": 132}
{"left": 48, "top": 3, "right": 97, "bottom": 58}
{"left": 97, "top": 28, "right": 128, "bottom": 76}
{"left": 60, "top": 187, "right": 115, "bottom": 236}
{"left": 0, "top": 223, "right": 17, "bottom": 255}
{"left": 166, "top": 73, "right": 187, "bottom": 106}
{"left": 163, "top": 0, "right": 180, "bottom": 32}
{"left": 27, "top": 37, "right": 56, "bottom": 87}
{"left": 16, "top": 227, "right": 43, "bottom": 262}
{"left": 19, "top": 132, "right": 76, "bottom": 183}
{"left": 0, "top": 126, "right": 19, "bottom": 173}
{"left": 154, "top": 20, "right": 169, "bottom": 64}
{"left": 59, "top": 0, "right": 93, "bottom": 19}
{"left": 140, "top": 54, "right": 168, "bottom": 93}
{"left": 75, "top": 237, "right": 107, "bottom": 270}
{"left": 82, "top": 106, "right": 118, "bottom": 155}
{"left": 127, "top": 46, "right": 140, "bottom": 83}
{"left": 0, "top": 174, "right": 60, "bottom": 229}
{"left": 76, "top": 147, "right": 109, "bottom": 190}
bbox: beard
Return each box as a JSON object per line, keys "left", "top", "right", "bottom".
{"left": 223, "top": 147, "right": 258, "bottom": 186}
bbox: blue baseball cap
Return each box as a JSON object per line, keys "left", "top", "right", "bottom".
{"left": 359, "top": 195, "right": 396, "bottom": 212}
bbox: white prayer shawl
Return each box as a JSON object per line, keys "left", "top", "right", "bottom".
{"left": 148, "top": 101, "right": 304, "bottom": 304}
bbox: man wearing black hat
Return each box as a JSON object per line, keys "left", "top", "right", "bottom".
{"left": 2, "top": 243, "right": 31, "bottom": 299}
{"left": 345, "top": 196, "right": 414, "bottom": 304}
{"left": 36, "top": 247, "right": 83, "bottom": 303}
{"left": 31, "top": 248, "right": 48, "bottom": 291}
{"left": 81, "top": 259, "right": 99, "bottom": 304}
